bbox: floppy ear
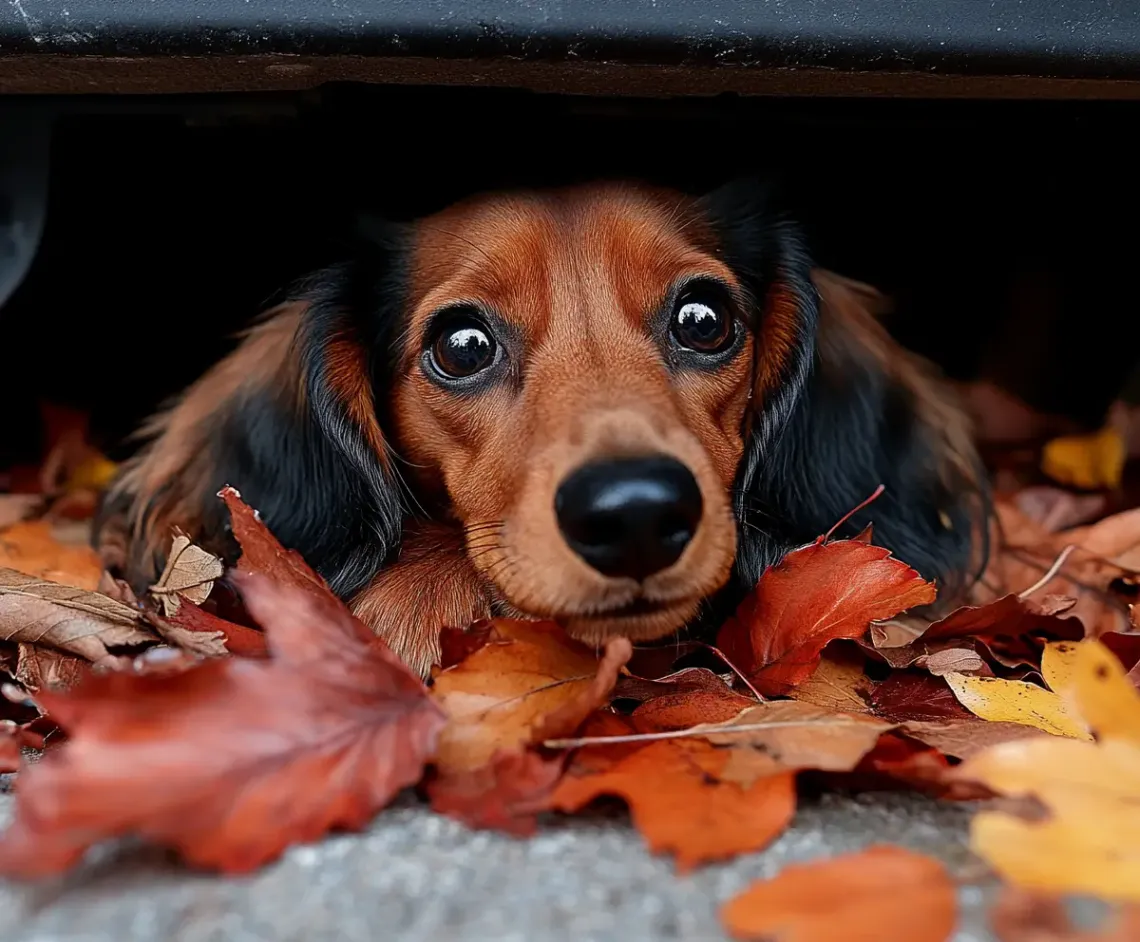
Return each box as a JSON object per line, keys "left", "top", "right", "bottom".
{"left": 94, "top": 235, "right": 411, "bottom": 598}
{"left": 703, "top": 179, "right": 989, "bottom": 603}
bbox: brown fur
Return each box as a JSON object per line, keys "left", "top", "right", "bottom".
{"left": 99, "top": 184, "right": 985, "bottom": 675}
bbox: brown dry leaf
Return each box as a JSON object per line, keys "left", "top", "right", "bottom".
{"left": 14, "top": 644, "right": 91, "bottom": 693}
{"left": 432, "top": 620, "right": 630, "bottom": 773}
{"left": 787, "top": 647, "right": 874, "bottom": 714}
{"left": 944, "top": 673, "right": 1090, "bottom": 740}
{"left": 719, "top": 844, "right": 956, "bottom": 942}
{"left": 922, "top": 647, "right": 988, "bottom": 676}
{"left": 899, "top": 718, "right": 1047, "bottom": 760}
{"left": 0, "top": 572, "right": 445, "bottom": 877}
{"left": 553, "top": 738, "right": 796, "bottom": 872}
{"left": 149, "top": 532, "right": 224, "bottom": 616}
{"left": 686, "top": 700, "right": 896, "bottom": 785}
{"left": 990, "top": 888, "right": 1140, "bottom": 942}
{"left": 717, "top": 539, "right": 936, "bottom": 696}
{"left": 147, "top": 618, "right": 229, "bottom": 659}
{"left": 956, "top": 641, "right": 1140, "bottom": 901}
{"left": 0, "top": 569, "right": 157, "bottom": 663}
{"left": 0, "top": 521, "right": 102, "bottom": 591}
{"left": 980, "top": 502, "right": 1140, "bottom": 638}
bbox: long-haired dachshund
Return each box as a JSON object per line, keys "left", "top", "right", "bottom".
{"left": 95, "top": 180, "right": 989, "bottom": 676}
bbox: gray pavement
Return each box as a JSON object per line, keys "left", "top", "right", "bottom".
{"left": 0, "top": 783, "right": 999, "bottom": 942}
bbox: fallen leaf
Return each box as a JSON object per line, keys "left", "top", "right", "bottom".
{"left": 1042, "top": 425, "right": 1125, "bottom": 491}
{"left": 612, "top": 667, "right": 735, "bottom": 704}
{"left": 922, "top": 647, "right": 989, "bottom": 676}
{"left": 149, "top": 532, "right": 224, "bottom": 616}
{"left": 956, "top": 641, "right": 1140, "bottom": 902}
{"left": 631, "top": 687, "right": 760, "bottom": 732}
{"left": 14, "top": 644, "right": 91, "bottom": 692}
{"left": 845, "top": 733, "right": 960, "bottom": 795}
{"left": 1066, "top": 637, "right": 1140, "bottom": 743}
{"left": 787, "top": 646, "right": 875, "bottom": 714}
{"left": 944, "top": 673, "right": 1090, "bottom": 740}
{"left": 895, "top": 594, "right": 1084, "bottom": 673}
{"left": 687, "top": 700, "right": 896, "bottom": 784}
{"left": 147, "top": 617, "right": 228, "bottom": 659}
{"left": 979, "top": 502, "right": 1140, "bottom": 638}
{"left": 1014, "top": 487, "right": 1109, "bottom": 534}
{"left": 1041, "top": 641, "right": 1081, "bottom": 695}
{"left": 553, "top": 739, "right": 796, "bottom": 872}
{"left": 718, "top": 539, "right": 936, "bottom": 696}
{"left": 719, "top": 844, "right": 956, "bottom": 942}
{"left": 869, "top": 672, "right": 973, "bottom": 723}
{"left": 991, "top": 887, "right": 1140, "bottom": 942}
{"left": 220, "top": 486, "right": 327, "bottom": 596}
{"left": 0, "top": 569, "right": 157, "bottom": 663}
{"left": 96, "top": 571, "right": 138, "bottom": 606}
{"left": 0, "top": 521, "right": 103, "bottom": 591}
{"left": 432, "top": 620, "right": 630, "bottom": 773}
{"left": 155, "top": 601, "right": 268, "bottom": 658}
{"left": 0, "top": 571, "right": 445, "bottom": 877}
{"left": 427, "top": 749, "right": 565, "bottom": 836}
{"left": 900, "top": 718, "right": 1046, "bottom": 760}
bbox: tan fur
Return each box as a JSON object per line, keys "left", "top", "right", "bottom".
{"left": 348, "top": 523, "right": 493, "bottom": 677}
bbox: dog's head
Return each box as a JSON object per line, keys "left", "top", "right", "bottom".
{"left": 100, "top": 180, "right": 986, "bottom": 662}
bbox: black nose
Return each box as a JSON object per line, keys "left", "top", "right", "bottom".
{"left": 554, "top": 456, "right": 704, "bottom": 581}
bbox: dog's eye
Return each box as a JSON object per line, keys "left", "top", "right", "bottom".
{"left": 670, "top": 289, "right": 734, "bottom": 354}
{"left": 429, "top": 314, "right": 497, "bottom": 379}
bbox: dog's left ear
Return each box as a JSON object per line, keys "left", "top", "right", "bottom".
{"left": 702, "top": 179, "right": 989, "bottom": 604}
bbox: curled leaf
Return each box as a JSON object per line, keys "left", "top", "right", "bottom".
{"left": 0, "top": 568, "right": 157, "bottom": 663}
{"left": 149, "top": 532, "right": 224, "bottom": 616}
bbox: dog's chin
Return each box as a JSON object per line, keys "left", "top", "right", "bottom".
{"left": 559, "top": 597, "right": 702, "bottom": 645}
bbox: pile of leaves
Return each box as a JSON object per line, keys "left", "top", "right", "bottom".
{"left": 3, "top": 440, "right": 1140, "bottom": 940}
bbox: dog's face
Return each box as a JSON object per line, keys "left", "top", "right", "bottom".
{"left": 101, "top": 178, "right": 985, "bottom": 676}
{"left": 389, "top": 186, "right": 753, "bottom": 643}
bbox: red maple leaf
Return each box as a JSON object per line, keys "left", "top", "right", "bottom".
{"left": 717, "top": 539, "right": 936, "bottom": 696}
{"left": 0, "top": 536, "right": 445, "bottom": 877}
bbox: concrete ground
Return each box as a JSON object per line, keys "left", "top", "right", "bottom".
{"left": 0, "top": 780, "right": 999, "bottom": 942}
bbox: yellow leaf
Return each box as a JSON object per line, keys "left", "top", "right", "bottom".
{"left": 961, "top": 736, "right": 1140, "bottom": 902}
{"left": 1041, "top": 640, "right": 1081, "bottom": 695}
{"left": 64, "top": 454, "right": 118, "bottom": 493}
{"left": 944, "top": 672, "right": 1091, "bottom": 740}
{"left": 1068, "top": 640, "right": 1140, "bottom": 744}
{"left": 1042, "top": 425, "right": 1125, "bottom": 491}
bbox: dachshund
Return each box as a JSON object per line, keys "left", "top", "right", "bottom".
{"left": 94, "top": 180, "right": 989, "bottom": 676}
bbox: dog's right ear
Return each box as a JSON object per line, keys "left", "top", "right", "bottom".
{"left": 95, "top": 232, "right": 413, "bottom": 599}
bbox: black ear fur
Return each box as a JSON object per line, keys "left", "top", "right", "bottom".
{"left": 220, "top": 262, "right": 408, "bottom": 598}
{"left": 704, "top": 179, "right": 987, "bottom": 602}
{"left": 95, "top": 230, "right": 412, "bottom": 601}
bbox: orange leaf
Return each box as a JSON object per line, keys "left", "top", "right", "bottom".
{"left": 0, "top": 570, "right": 444, "bottom": 878}
{"left": 718, "top": 539, "right": 936, "bottom": 696}
{"left": 0, "top": 520, "right": 102, "bottom": 591}
{"left": 552, "top": 739, "right": 795, "bottom": 872}
{"left": 159, "top": 599, "right": 268, "bottom": 658}
{"left": 432, "top": 620, "right": 630, "bottom": 773}
{"left": 720, "top": 844, "right": 956, "bottom": 942}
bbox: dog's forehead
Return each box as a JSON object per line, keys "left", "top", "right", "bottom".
{"left": 407, "top": 185, "right": 735, "bottom": 337}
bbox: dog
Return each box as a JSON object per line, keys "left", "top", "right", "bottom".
{"left": 94, "top": 180, "right": 989, "bottom": 676}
